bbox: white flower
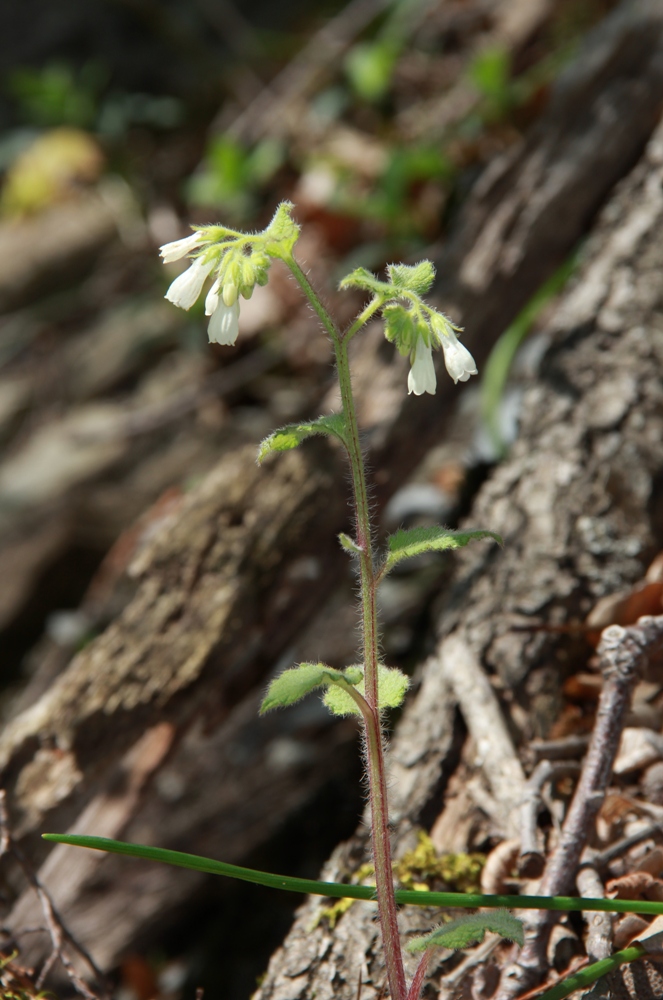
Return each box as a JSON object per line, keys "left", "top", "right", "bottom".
{"left": 208, "top": 298, "right": 240, "bottom": 345}
{"left": 205, "top": 278, "right": 221, "bottom": 316}
{"left": 159, "top": 232, "right": 205, "bottom": 263}
{"left": 164, "top": 256, "right": 215, "bottom": 310}
{"left": 441, "top": 332, "right": 477, "bottom": 384}
{"left": 407, "top": 336, "right": 436, "bottom": 395}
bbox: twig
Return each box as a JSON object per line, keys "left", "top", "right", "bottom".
{"left": 495, "top": 617, "right": 663, "bottom": 1000}
{"left": 0, "top": 791, "right": 106, "bottom": 999}
{"left": 436, "top": 934, "right": 501, "bottom": 1000}
{"left": 518, "top": 762, "right": 581, "bottom": 878}
{"left": 438, "top": 633, "right": 526, "bottom": 837}
{"left": 576, "top": 862, "right": 613, "bottom": 963}
{"left": 528, "top": 736, "right": 591, "bottom": 764}
{"left": 588, "top": 821, "right": 662, "bottom": 870}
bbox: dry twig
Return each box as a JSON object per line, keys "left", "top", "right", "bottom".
{"left": 0, "top": 791, "right": 106, "bottom": 1000}
{"left": 495, "top": 616, "right": 663, "bottom": 999}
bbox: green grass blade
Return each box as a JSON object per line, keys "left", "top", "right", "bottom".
{"left": 42, "top": 835, "right": 663, "bottom": 918}
{"left": 536, "top": 944, "right": 645, "bottom": 1000}
{"left": 481, "top": 252, "right": 577, "bottom": 455}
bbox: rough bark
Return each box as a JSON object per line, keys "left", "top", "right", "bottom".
{"left": 4, "top": 0, "right": 663, "bottom": 977}
{"left": 252, "top": 101, "right": 663, "bottom": 1000}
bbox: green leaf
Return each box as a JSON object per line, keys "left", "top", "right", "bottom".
{"left": 386, "top": 261, "right": 435, "bottom": 296}
{"left": 407, "top": 911, "right": 524, "bottom": 953}
{"left": 262, "top": 200, "right": 301, "bottom": 256}
{"left": 339, "top": 266, "right": 388, "bottom": 296}
{"left": 39, "top": 834, "right": 663, "bottom": 918}
{"left": 324, "top": 664, "right": 409, "bottom": 717}
{"left": 338, "top": 533, "right": 363, "bottom": 555}
{"left": 260, "top": 663, "right": 363, "bottom": 714}
{"left": 257, "top": 413, "right": 346, "bottom": 463}
{"left": 383, "top": 526, "right": 502, "bottom": 576}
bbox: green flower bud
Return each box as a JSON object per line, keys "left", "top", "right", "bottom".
{"left": 223, "top": 281, "right": 238, "bottom": 306}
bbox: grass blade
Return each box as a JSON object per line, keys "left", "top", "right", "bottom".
{"left": 42, "top": 835, "right": 663, "bottom": 917}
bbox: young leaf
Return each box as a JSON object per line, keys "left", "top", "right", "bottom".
{"left": 339, "top": 533, "right": 363, "bottom": 555}
{"left": 386, "top": 261, "right": 435, "bottom": 296}
{"left": 262, "top": 200, "right": 301, "bottom": 256}
{"left": 407, "top": 911, "right": 524, "bottom": 953}
{"left": 382, "top": 526, "right": 502, "bottom": 576}
{"left": 257, "top": 413, "right": 346, "bottom": 463}
{"left": 339, "top": 266, "right": 388, "bottom": 296}
{"left": 260, "top": 663, "right": 363, "bottom": 714}
{"left": 324, "top": 664, "right": 409, "bottom": 717}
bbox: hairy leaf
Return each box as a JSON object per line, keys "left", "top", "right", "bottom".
{"left": 386, "top": 260, "right": 435, "bottom": 295}
{"left": 338, "top": 533, "right": 363, "bottom": 555}
{"left": 339, "top": 266, "right": 387, "bottom": 296}
{"left": 407, "top": 911, "right": 524, "bottom": 953}
{"left": 260, "top": 663, "right": 363, "bottom": 714}
{"left": 324, "top": 664, "right": 409, "bottom": 716}
{"left": 257, "top": 413, "right": 346, "bottom": 463}
{"left": 262, "top": 200, "right": 300, "bottom": 256}
{"left": 383, "top": 526, "right": 501, "bottom": 576}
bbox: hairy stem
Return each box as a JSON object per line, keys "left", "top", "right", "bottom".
{"left": 283, "top": 253, "right": 407, "bottom": 1000}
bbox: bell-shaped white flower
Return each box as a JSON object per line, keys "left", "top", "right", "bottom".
{"left": 441, "top": 332, "right": 477, "bottom": 384}
{"left": 165, "top": 256, "right": 215, "bottom": 310}
{"left": 159, "top": 232, "right": 205, "bottom": 263}
{"left": 208, "top": 298, "right": 240, "bottom": 345}
{"left": 407, "top": 336, "right": 436, "bottom": 396}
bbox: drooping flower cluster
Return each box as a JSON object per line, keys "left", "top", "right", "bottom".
{"left": 160, "top": 230, "right": 270, "bottom": 346}
{"left": 340, "top": 260, "right": 477, "bottom": 394}
{"left": 160, "top": 204, "right": 476, "bottom": 396}
{"left": 159, "top": 203, "right": 300, "bottom": 347}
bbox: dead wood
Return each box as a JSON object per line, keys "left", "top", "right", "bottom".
{"left": 5, "top": 0, "right": 663, "bottom": 980}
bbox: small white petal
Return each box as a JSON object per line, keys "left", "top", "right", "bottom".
{"left": 442, "top": 335, "right": 477, "bottom": 385}
{"left": 159, "top": 232, "right": 204, "bottom": 263}
{"left": 208, "top": 299, "right": 240, "bottom": 345}
{"left": 165, "top": 256, "right": 215, "bottom": 310}
{"left": 205, "top": 278, "right": 221, "bottom": 316}
{"left": 407, "top": 338, "right": 436, "bottom": 396}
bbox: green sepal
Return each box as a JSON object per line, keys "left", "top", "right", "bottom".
{"left": 262, "top": 201, "right": 301, "bottom": 257}
{"left": 383, "top": 303, "right": 417, "bottom": 355}
{"left": 407, "top": 911, "right": 524, "bottom": 953}
{"left": 386, "top": 260, "right": 435, "bottom": 296}
{"left": 324, "top": 664, "right": 409, "bottom": 717}
{"left": 338, "top": 533, "right": 363, "bottom": 555}
{"left": 260, "top": 663, "right": 364, "bottom": 714}
{"left": 382, "top": 526, "right": 502, "bottom": 576}
{"left": 257, "top": 413, "right": 347, "bottom": 463}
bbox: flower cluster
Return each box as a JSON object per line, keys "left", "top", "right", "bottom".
{"left": 160, "top": 231, "right": 270, "bottom": 346}
{"left": 160, "top": 205, "right": 477, "bottom": 396}
{"left": 339, "top": 260, "right": 476, "bottom": 394}
{"left": 160, "top": 203, "right": 300, "bottom": 346}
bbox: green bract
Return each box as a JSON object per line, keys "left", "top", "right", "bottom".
{"left": 386, "top": 260, "right": 435, "bottom": 296}
{"left": 261, "top": 200, "right": 301, "bottom": 257}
